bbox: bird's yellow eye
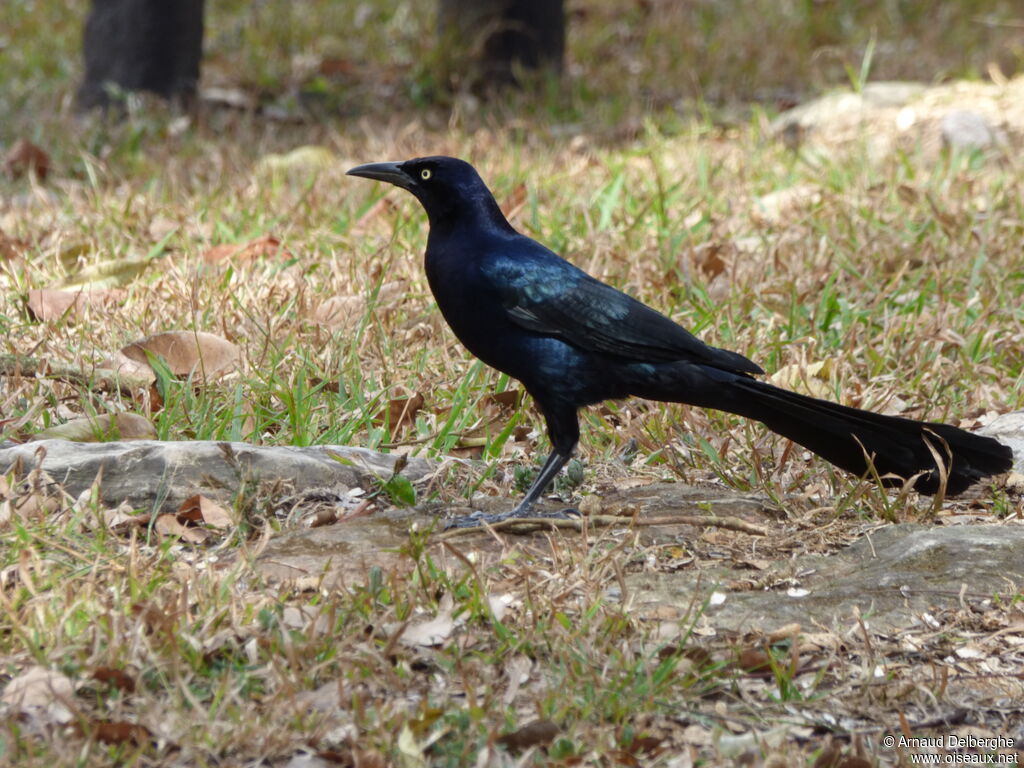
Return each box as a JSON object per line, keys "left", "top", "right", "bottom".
{"left": 420, "top": 168, "right": 432, "bottom": 180}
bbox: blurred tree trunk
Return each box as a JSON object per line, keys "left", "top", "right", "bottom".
{"left": 77, "top": 0, "right": 205, "bottom": 109}
{"left": 437, "top": 0, "right": 565, "bottom": 89}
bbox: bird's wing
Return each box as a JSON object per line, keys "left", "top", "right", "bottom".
{"left": 483, "top": 247, "right": 762, "bottom": 374}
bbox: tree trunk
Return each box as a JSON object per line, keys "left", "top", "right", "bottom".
{"left": 77, "top": 0, "right": 205, "bottom": 109}
{"left": 437, "top": 0, "right": 565, "bottom": 89}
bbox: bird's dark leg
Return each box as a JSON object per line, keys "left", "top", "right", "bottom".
{"left": 509, "top": 449, "right": 573, "bottom": 515}
{"left": 443, "top": 449, "right": 577, "bottom": 529}
{"left": 443, "top": 400, "right": 581, "bottom": 529}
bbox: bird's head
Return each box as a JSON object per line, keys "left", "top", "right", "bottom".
{"left": 347, "top": 156, "right": 510, "bottom": 231}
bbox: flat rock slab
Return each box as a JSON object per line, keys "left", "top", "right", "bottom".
{"left": 256, "top": 509, "right": 425, "bottom": 589}
{"left": 0, "top": 439, "right": 436, "bottom": 514}
{"left": 632, "top": 523, "right": 1024, "bottom": 634}
{"left": 253, "top": 481, "right": 773, "bottom": 587}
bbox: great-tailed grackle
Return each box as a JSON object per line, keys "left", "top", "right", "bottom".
{"left": 347, "top": 156, "right": 1012, "bottom": 523}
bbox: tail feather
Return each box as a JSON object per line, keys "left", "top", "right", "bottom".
{"left": 727, "top": 377, "right": 1012, "bottom": 495}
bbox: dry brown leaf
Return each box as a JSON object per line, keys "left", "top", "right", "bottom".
{"left": 4, "top": 138, "right": 50, "bottom": 180}
{"left": 281, "top": 605, "right": 333, "bottom": 634}
{"left": 450, "top": 444, "right": 485, "bottom": 460}
{"left": 154, "top": 513, "right": 209, "bottom": 544}
{"left": 148, "top": 215, "right": 179, "bottom": 241}
{"left": 766, "top": 623, "right": 802, "bottom": 643}
{"left": 91, "top": 667, "right": 136, "bottom": 693}
{"left": 395, "top": 597, "right": 459, "bottom": 648}
{"left": 314, "top": 748, "right": 387, "bottom": 768}
{"left": 202, "top": 235, "right": 290, "bottom": 264}
{"left": 97, "top": 351, "right": 158, "bottom": 386}
{"left": 27, "top": 287, "right": 126, "bottom": 323}
{"left": 500, "top": 183, "right": 528, "bottom": 222}
{"left": 400, "top": 612, "right": 455, "bottom": 647}
{"left": 736, "top": 647, "right": 773, "bottom": 673}
{"left": 4, "top": 492, "right": 63, "bottom": 520}
{"left": 177, "top": 494, "right": 234, "bottom": 529}
{"left": 0, "top": 230, "right": 29, "bottom": 261}
{"left": 309, "top": 507, "right": 339, "bottom": 527}
{"left": 690, "top": 242, "right": 728, "bottom": 278}
{"left": 351, "top": 197, "right": 397, "bottom": 234}
{"left": 812, "top": 742, "right": 842, "bottom": 768}
{"left": 31, "top": 413, "right": 156, "bottom": 442}
{"left": 375, "top": 392, "right": 424, "bottom": 432}
{"left": 482, "top": 389, "right": 522, "bottom": 415}
{"left": 313, "top": 294, "right": 365, "bottom": 329}
{"left": 1, "top": 666, "right": 74, "bottom": 723}
{"left": 74, "top": 720, "right": 152, "bottom": 746}
{"left": 318, "top": 57, "right": 357, "bottom": 77}
{"left": 496, "top": 719, "right": 560, "bottom": 751}
{"left": 131, "top": 600, "right": 181, "bottom": 637}
{"left": 114, "top": 330, "right": 240, "bottom": 381}
{"left": 314, "top": 280, "right": 406, "bottom": 330}
{"left": 751, "top": 184, "right": 823, "bottom": 225}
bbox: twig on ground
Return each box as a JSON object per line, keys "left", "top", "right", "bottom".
{"left": 436, "top": 512, "right": 768, "bottom": 539}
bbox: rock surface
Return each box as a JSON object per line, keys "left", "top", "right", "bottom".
{"left": 941, "top": 109, "right": 998, "bottom": 150}
{"left": 771, "top": 76, "right": 1020, "bottom": 156}
{"left": 979, "top": 410, "right": 1024, "bottom": 474}
{"left": 0, "top": 439, "right": 436, "bottom": 514}
{"left": 631, "top": 523, "right": 1024, "bottom": 635}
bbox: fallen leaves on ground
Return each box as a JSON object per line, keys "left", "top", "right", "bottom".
{"left": 1, "top": 666, "right": 74, "bottom": 724}
{"left": 31, "top": 412, "right": 156, "bottom": 442}
{"left": 390, "top": 594, "right": 459, "bottom": 648}
{"left": 73, "top": 720, "right": 153, "bottom": 746}
{"left": 4, "top": 138, "right": 50, "bottom": 180}
{"left": 202, "top": 235, "right": 291, "bottom": 264}
{"left": 312, "top": 280, "right": 406, "bottom": 330}
{"left": 155, "top": 513, "right": 210, "bottom": 543}
{"left": 375, "top": 391, "right": 424, "bottom": 433}
{"left": 751, "top": 183, "right": 823, "bottom": 225}
{"left": 0, "top": 472, "right": 68, "bottom": 525}
{"left": 91, "top": 666, "right": 136, "bottom": 693}
{"left": 496, "top": 719, "right": 560, "bottom": 751}
{"left": 150, "top": 493, "right": 237, "bottom": 544}
{"left": 351, "top": 197, "right": 397, "bottom": 234}
{"left": 0, "top": 229, "right": 30, "bottom": 260}
{"left": 500, "top": 183, "right": 528, "bottom": 222}
{"left": 176, "top": 493, "right": 235, "bottom": 529}
{"left": 26, "top": 286, "right": 126, "bottom": 323}
{"left": 103, "top": 330, "right": 240, "bottom": 384}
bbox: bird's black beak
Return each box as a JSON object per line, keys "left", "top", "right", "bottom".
{"left": 346, "top": 161, "right": 414, "bottom": 190}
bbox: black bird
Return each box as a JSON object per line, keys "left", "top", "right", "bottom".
{"left": 347, "top": 156, "right": 1012, "bottom": 522}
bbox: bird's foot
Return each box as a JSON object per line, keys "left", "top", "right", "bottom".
{"left": 442, "top": 506, "right": 580, "bottom": 530}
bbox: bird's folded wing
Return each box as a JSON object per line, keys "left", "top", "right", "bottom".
{"left": 486, "top": 255, "right": 762, "bottom": 374}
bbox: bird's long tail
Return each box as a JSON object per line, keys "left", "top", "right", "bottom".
{"left": 635, "top": 365, "right": 1013, "bottom": 495}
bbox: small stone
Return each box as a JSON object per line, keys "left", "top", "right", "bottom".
{"left": 941, "top": 110, "right": 995, "bottom": 150}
